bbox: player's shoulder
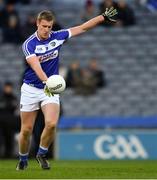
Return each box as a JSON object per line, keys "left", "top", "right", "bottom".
{"left": 53, "top": 29, "right": 69, "bottom": 35}
{"left": 53, "top": 29, "right": 68, "bottom": 33}
{"left": 52, "top": 29, "right": 71, "bottom": 40}
{"left": 23, "top": 33, "right": 37, "bottom": 46}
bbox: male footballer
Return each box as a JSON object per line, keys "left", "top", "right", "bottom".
{"left": 16, "top": 7, "right": 117, "bottom": 170}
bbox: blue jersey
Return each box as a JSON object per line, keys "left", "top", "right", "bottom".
{"left": 22, "top": 29, "right": 71, "bottom": 89}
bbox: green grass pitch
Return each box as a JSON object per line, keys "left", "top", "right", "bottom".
{"left": 0, "top": 159, "right": 157, "bottom": 179}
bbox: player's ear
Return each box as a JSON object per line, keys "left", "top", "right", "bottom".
{"left": 36, "top": 19, "right": 40, "bottom": 27}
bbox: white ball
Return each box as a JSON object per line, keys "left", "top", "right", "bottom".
{"left": 46, "top": 75, "right": 66, "bottom": 94}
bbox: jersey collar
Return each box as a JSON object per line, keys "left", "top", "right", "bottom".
{"left": 35, "top": 31, "right": 52, "bottom": 41}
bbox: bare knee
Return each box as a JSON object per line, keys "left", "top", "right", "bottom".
{"left": 20, "top": 126, "right": 33, "bottom": 138}
{"left": 45, "top": 122, "right": 56, "bottom": 131}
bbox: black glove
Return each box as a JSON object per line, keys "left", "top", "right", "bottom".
{"left": 102, "top": 7, "right": 118, "bottom": 23}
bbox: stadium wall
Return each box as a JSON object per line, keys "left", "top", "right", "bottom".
{"left": 55, "top": 130, "right": 157, "bottom": 160}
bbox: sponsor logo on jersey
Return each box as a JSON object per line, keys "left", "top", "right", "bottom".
{"left": 94, "top": 135, "right": 148, "bottom": 159}
{"left": 39, "top": 50, "right": 59, "bottom": 63}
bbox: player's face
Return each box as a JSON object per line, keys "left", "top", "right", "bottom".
{"left": 37, "top": 19, "right": 53, "bottom": 40}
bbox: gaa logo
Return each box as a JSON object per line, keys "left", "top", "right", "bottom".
{"left": 94, "top": 135, "right": 148, "bottom": 159}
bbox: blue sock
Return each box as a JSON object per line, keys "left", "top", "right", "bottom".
{"left": 37, "top": 146, "right": 48, "bottom": 155}
{"left": 19, "top": 152, "right": 28, "bottom": 162}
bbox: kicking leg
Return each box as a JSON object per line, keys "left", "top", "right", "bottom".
{"left": 36, "top": 103, "right": 60, "bottom": 169}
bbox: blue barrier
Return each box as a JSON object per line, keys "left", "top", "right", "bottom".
{"left": 58, "top": 116, "right": 157, "bottom": 129}
{"left": 56, "top": 130, "right": 157, "bottom": 160}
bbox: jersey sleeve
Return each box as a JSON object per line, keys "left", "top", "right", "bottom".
{"left": 55, "top": 29, "right": 71, "bottom": 41}
{"left": 22, "top": 40, "right": 36, "bottom": 59}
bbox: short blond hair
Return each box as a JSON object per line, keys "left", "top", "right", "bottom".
{"left": 37, "top": 10, "right": 54, "bottom": 22}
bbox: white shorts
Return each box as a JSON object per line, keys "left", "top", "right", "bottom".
{"left": 20, "top": 83, "right": 60, "bottom": 112}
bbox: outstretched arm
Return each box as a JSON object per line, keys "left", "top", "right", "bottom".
{"left": 70, "top": 15, "right": 104, "bottom": 37}
{"left": 70, "top": 7, "right": 117, "bottom": 37}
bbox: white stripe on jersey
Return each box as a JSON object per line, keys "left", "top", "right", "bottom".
{"left": 34, "top": 39, "right": 64, "bottom": 54}
{"left": 67, "top": 29, "right": 72, "bottom": 38}
{"left": 23, "top": 34, "right": 36, "bottom": 56}
{"left": 22, "top": 43, "right": 28, "bottom": 57}
{"left": 26, "top": 54, "right": 36, "bottom": 59}
{"left": 25, "top": 35, "right": 36, "bottom": 55}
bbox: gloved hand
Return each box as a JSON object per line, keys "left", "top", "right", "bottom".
{"left": 43, "top": 82, "right": 54, "bottom": 97}
{"left": 102, "top": 7, "right": 118, "bottom": 23}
